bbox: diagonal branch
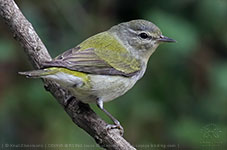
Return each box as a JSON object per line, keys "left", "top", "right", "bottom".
{"left": 0, "top": 0, "right": 136, "bottom": 149}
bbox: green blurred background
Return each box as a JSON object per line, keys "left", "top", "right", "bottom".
{"left": 0, "top": 0, "right": 227, "bottom": 149}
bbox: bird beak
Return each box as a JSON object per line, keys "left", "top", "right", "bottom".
{"left": 157, "top": 35, "right": 176, "bottom": 43}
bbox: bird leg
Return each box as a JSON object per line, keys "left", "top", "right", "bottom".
{"left": 97, "top": 99, "right": 124, "bottom": 135}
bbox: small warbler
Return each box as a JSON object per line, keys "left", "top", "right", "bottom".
{"left": 19, "top": 19, "right": 175, "bottom": 131}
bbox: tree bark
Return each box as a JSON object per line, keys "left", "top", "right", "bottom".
{"left": 0, "top": 0, "right": 136, "bottom": 149}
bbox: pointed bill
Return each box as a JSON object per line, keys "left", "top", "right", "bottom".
{"left": 158, "top": 35, "right": 176, "bottom": 43}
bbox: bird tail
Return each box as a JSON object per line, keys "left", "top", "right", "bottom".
{"left": 18, "top": 68, "right": 58, "bottom": 78}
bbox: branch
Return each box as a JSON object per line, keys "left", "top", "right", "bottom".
{"left": 0, "top": 0, "right": 136, "bottom": 149}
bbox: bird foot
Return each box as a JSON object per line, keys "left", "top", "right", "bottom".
{"left": 106, "top": 123, "right": 124, "bottom": 136}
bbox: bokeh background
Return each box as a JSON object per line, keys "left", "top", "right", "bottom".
{"left": 0, "top": 0, "right": 227, "bottom": 149}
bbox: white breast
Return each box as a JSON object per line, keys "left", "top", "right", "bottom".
{"left": 71, "top": 66, "right": 146, "bottom": 103}
{"left": 44, "top": 67, "right": 146, "bottom": 104}
{"left": 88, "top": 75, "right": 137, "bottom": 102}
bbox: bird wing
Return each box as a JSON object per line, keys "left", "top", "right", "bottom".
{"left": 42, "top": 32, "right": 141, "bottom": 77}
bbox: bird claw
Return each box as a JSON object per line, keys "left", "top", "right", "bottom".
{"left": 106, "top": 123, "right": 124, "bottom": 136}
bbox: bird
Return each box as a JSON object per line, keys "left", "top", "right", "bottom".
{"left": 19, "top": 19, "right": 176, "bottom": 132}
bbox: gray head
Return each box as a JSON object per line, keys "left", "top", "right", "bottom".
{"left": 109, "top": 19, "right": 175, "bottom": 60}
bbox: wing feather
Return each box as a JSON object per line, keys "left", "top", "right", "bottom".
{"left": 42, "top": 32, "right": 141, "bottom": 77}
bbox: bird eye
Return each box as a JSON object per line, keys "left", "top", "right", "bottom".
{"left": 139, "top": 32, "right": 149, "bottom": 39}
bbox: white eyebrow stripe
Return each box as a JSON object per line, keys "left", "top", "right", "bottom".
{"left": 128, "top": 29, "right": 154, "bottom": 40}
{"left": 128, "top": 28, "right": 137, "bottom": 34}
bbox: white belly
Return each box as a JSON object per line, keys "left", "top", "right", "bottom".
{"left": 70, "top": 74, "right": 138, "bottom": 103}
{"left": 44, "top": 69, "right": 145, "bottom": 104}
